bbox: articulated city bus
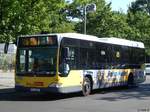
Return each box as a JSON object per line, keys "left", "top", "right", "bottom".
{"left": 15, "top": 33, "right": 146, "bottom": 96}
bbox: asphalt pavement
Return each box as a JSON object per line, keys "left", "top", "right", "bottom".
{"left": 0, "top": 72, "right": 150, "bottom": 112}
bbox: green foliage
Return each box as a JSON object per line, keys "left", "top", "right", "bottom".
{"left": 74, "top": 0, "right": 111, "bottom": 35}
{"left": 106, "top": 12, "right": 132, "bottom": 38}
{"left": 128, "top": 0, "right": 150, "bottom": 54}
{"left": 0, "top": 0, "right": 75, "bottom": 42}
{"left": 74, "top": 0, "right": 132, "bottom": 39}
{"left": 129, "top": 0, "right": 150, "bottom": 15}
{"left": 127, "top": 11, "right": 150, "bottom": 54}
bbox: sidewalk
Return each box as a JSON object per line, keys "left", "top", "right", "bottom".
{"left": 0, "top": 71, "right": 15, "bottom": 89}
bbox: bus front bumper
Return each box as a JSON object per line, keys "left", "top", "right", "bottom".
{"left": 15, "top": 85, "right": 81, "bottom": 93}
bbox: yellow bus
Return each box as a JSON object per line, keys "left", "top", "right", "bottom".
{"left": 15, "top": 33, "right": 146, "bottom": 96}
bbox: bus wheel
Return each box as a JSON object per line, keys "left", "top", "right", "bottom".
{"left": 82, "top": 77, "right": 91, "bottom": 96}
{"left": 127, "top": 74, "right": 135, "bottom": 87}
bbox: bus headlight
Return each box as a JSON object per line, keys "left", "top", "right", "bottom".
{"left": 49, "top": 83, "right": 63, "bottom": 88}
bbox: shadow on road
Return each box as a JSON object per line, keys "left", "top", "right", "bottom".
{"left": 0, "top": 83, "right": 149, "bottom": 101}
{"left": 0, "top": 88, "right": 14, "bottom": 94}
{"left": 95, "top": 83, "right": 150, "bottom": 101}
{"left": 0, "top": 89, "right": 83, "bottom": 101}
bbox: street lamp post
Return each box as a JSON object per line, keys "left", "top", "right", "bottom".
{"left": 146, "top": 0, "right": 150, "bottom": 15}
{"left": 84, "top": 3, "right": 96, "bottom": 34}
{"left": 84, "top": 6, "right": 87, "bottom": 34}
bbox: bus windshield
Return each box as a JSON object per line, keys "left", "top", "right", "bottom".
{"left": 17, "top": 47, "right": 57, "bottom": 75}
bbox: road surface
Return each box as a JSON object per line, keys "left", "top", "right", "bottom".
{"left": 0, "top": 73, "right": 150, "bottom": 112}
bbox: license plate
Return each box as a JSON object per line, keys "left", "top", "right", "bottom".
{"left": 30, "top": 88, "right": 40, "bottom": 92}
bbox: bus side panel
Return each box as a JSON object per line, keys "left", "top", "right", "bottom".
{"left": 84, "top": 69, "right": 129, "bottom": 89}
{"left": 92, "top": 69, "right": 145, "bottom": 89}
{"left": 58, "top": 70, "right": 83, "bottom": 93}
{"left": 133, "top": 69, "right": 146, "bottom": 84}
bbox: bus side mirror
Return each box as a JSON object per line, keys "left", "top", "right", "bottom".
{"left": 63, "top": 63, "right": 70, "bottom": 75}
{"left": 59, "top": 63, "right": 70, "bottom": 77}
{"left": 63, "top": 47, "right": 70, "bottom": 59}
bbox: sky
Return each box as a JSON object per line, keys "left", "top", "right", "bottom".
{"left": 105, "top": 0, "right": 136, "bottom": 13}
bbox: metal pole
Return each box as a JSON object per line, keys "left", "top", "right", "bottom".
{"left": 83, "top": 4, "right": 96, "bottom": 34}
{"left": 84, "top": 5, "right": 87, "bottom": 34}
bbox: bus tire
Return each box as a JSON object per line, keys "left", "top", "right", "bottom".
{"left": 127, "top": 73, "right": 135, "bottom": 87}
{"left": 82, "top": 77, "right": 92, "bottom": 96}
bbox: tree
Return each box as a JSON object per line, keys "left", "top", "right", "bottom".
{"left": 127, "top": 0, "right": 150, "bottom": 54}
{"left": 72, "top": 0, "right": 131, "bottom": 39}
{"left": 105, "top": 12, "right": 132, "bottom": 39}
{"left": 127, "top": 11, "right": 150, "bottom": 54}
{"left": 70, "top": 0, "right": 112, "bottom": 36}
{"left": 129, "top": 0, "right": 150, "bottom": 15}
{"left": 0, "top": 0, "right": 75, "bottom": 43}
